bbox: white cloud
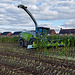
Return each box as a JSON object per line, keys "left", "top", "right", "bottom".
{"left": 0, "top": 0, "right": 75, "bottom": 33}
{"left": 61, "top": 19, "right": 75, "bottom": 28}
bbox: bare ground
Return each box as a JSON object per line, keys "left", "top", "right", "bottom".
{"left": 0, "top": 43, "right": 75, "bottom": 75}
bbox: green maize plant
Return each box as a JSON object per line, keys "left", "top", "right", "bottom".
{"left": 0, "top": 36, "right": 19, "bottom": 43}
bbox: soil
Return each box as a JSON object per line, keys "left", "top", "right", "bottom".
{"left": 0, "top": 43, "right": 75, "bottom": 75}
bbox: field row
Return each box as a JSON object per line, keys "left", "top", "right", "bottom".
{"left": 0, "top": 43, "right": 75, "bottom": 74}
{"left": 0, "top": 63, "right": 32, "bottom": 75}
{"left": 0, "top": 35, "right": 75, "bottom": 47}
{"left": 0, "top": 51, "right": 75, "bottom": 69}
{"left": 0, "top": 43, "right": 75, "bottom": 58}
{"left": 0, "top": 54, "right": 75, "bottom": 75}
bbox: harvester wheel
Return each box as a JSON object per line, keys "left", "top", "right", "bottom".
{"left": 19, "top": 40, "right": 24, "bottom": 47}
{"left": 29, "top": 38, "right": 37, "bottom": 45}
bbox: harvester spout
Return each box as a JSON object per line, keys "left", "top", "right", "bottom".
{"left": 18, "top": 5, "right": 27, "bottom": 9}
{"left": 18, "top": 5, "right": 38, "bottom": 30}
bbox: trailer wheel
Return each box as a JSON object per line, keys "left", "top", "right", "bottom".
{"left": 19, "top": 40, "right": 24, "bottom": 47}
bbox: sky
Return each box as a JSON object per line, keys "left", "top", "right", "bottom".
{"left": 0, "top": 0, "right": 75, "bottom": 33}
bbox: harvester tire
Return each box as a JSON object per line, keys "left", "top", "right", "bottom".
{"left": 29, "top": 38, "right": 37, "bottom": 45}
{"left": 19, "top": 40, "right": 24, "bottom": 47}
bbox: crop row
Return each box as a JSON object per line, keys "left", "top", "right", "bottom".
{"left": 0, "top": 42, "right": 75, "bottom": 58}
{"left": 0, "top": 35, "right": 75, "bottom": 46}
{"left": 0, "top": 47, "right": 75, "bottom": 65}
{"left": 47, "top": 35, "right": 75, "bottom": 47}
{"left": 0, "top": 51, "right": 75, "bottom": 69}
{"left": 0, "top": 43, "right": 75, "bottom": 67}
{"left": 0, "top": 42, "right": 75, "bottom": 75}
{"left": 0, "top": 54, "right": 75, "bottom": 75}
{"left": 0, "top": 36, "right": 19, "bottom": 43}
{"left": 0, "top": 64, "right": 32, "bottom": 75}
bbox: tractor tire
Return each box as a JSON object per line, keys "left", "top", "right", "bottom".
{"left": 29, "top": 38, "right": 37, "bottom": 45}
{"left": 19, "top": 40, "right": 24, "bottom": 47}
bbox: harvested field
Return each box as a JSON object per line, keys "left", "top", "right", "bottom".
{"left": 0, "top": 43, "right": 75, "bottom": 75}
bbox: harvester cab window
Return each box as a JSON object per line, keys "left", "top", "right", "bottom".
{"left": 36, "top": 28, "right": 42, "bottom": 36}
{"left": 36, "top": 27, "right": 49, "bottom": 36}
{"left": 42, "top": 29, "right": 48, "bottom": 34}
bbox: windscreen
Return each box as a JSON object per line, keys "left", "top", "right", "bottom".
{"left": 36, "top": 28, "right": 49, "bottom": 36}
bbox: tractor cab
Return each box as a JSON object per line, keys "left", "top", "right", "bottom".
{"left": 36, "top": 27, "right": 50, "bottom": 36}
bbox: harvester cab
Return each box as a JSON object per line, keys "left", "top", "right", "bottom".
{"left": 18, "top": 5, "right": 50, "bottom": 48}
{"left": 36, "top": 27, "right": 50, "bottom": 36}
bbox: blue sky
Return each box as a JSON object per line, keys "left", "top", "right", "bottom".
{"left": 0, "top": 0, "right": 75, "bottom": 33}
{"left": 38, "top": 20, "right": 66, "bottom": 26}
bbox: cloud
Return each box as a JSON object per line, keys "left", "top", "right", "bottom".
{"left": 0, "top": 0, "right": 75, "bottom": 33}
{"left": 61, "top": 19, "right": 75, "bottom": 28}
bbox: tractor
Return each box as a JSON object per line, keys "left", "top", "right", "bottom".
{"left": 18, "top": 5, "right": 50, "bottom": 48}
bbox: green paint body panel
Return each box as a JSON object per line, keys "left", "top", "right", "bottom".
{"left": 20, "top": 32, "right": 33, "bottom": 41}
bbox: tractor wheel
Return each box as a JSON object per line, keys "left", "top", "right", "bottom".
{"left": 29, "top": 38, "right": 37, "bottom": 45}
{"left": 19, "top": 40, "right": 24, "bottom": 47}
